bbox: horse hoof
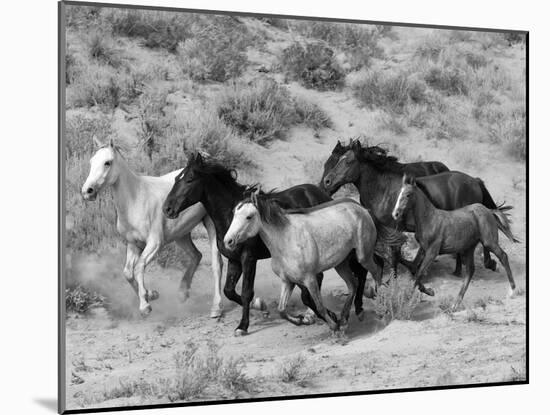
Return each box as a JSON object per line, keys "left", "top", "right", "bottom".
{"left": 508, "top": 287, "right": 517, "bottom": 298}
{"left": 234, "top": 329, "right": 248, "bottom": 336}
{"left": 452, "top": 271, "right": 462, "bottom": 278}
{"left": 140, "top": 304, "right": 152, "bottom": 317}
{"left": 261, "top": 311, "right": 270, "bottom": 319}
{"left": 210, "top": 307, "right": 223, "bottom": 318}
{"left": 302, "top": 312, "right": 316, "bottom": 325}
{"left": 356, "top": 310, "right": 365, "bottom": 322}
{"left": 147, "top": 290, "right": 160, "bottom": 301}
{"left": 486, "top": 260, "right": 497, "bottom": 272}
{"left": 252, "top": 297, "right": 267, "bottom": 311}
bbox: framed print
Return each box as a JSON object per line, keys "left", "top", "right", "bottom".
{"left": 59, "top": 1, "right": 528, "bottom": 413}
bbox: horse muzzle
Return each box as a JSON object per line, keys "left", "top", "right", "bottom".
{"left": 163, "top": 204, "right": 180, "bottom": 219}
{"left": 82, "top": 187, "right": 97, "bottom": 201}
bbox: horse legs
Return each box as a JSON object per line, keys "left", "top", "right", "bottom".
{"left": 202, "top": 215, "right": 224, "bottom": 318}
{"left": 223, "top": 259, "right": 243, "bottom": 306}
{"left": 487, "top": 244, "right": 516, "bottom": 296}
{"left": 123, "top": 243, "right": 141, "bottom": 297}
{"left": 234, "top": 252, "right": 258, "bottom": 336}
{"left": 303, "top": 275, "right": 339, "bottom": 331}
{"left": 483, "top": 247, "right": 498, "bottom": 271}
{"left": 413, "top": 244, "right": 439, "bottom": 297}
{"left": 334, "top": 261, "right": 358, "bottom": 331}
{"left": 349, "top": 255, "right": 368, "bottom": 317}
{"left": 452, "top": 247, "right": 476, "bottom": 310}
{"left": 134, "top": 239, "right": 161, "bottom": 316}
{"left": 301, "top": 273, "right": 323, "bottom": 325}
{"left": 453, "top": 254, "right": 463, "bottom": 277}
{"left": 278, "top": 280, "right": 307, "bottom": 326}
{"left": 175, "top": 235, "right": 202, "bottom": 303}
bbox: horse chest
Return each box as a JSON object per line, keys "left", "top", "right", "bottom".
{"left": 116, "top": 215, "right": 150, "bottom": 244}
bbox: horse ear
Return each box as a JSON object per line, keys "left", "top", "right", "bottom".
{"left": 351, "top": 139, "right": 361, "bottom": 152}
{"left": 92, "top": 135, "right": 104, "bottom": 148}
{"left": 195, "top": 152, "right": 204, "bottom": 165}
{"left": 335, "top": 140, "right": 342, "bottom": 149}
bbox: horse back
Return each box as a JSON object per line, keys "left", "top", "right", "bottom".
{"left": 405, "top": 161, "right": 450, "bottom": 177}
{"left": 271, "top": 183, "right": 332, "bottom": 209}
{"left": 417, "top": 171, "right": 484, "bottom": 211}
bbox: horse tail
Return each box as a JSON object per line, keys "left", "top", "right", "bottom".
{"left": 492, "top": 206, "right": 520, "bottom": 243}
{"left": 477, "top": 178, "right": 498, "bottom": 209}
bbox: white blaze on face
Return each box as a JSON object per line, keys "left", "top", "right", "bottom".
{"left": 392, "top": 185, "right": 407, "bottom": 220}
{"left": 81, "top": 147, "right": 115, "bottom": 199}
{"left": 224, "top": 202, "right": 260, "bottom": 249}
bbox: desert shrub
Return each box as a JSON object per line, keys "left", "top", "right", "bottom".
{"left": 488, "top": 108, "right": 526, "bottom": 161}
{"left": 86, "top": 31, "right": 122, "bottom": 68}
{"left": 217, "top": 80, "right": 331, "bottom": 144}
{"left": 423, "top": 63, "right": 469, "bottom": 95}
{"left": 177, "top": 23, "right": 248, "bottom": 82}
{"left": 504, "top": 32, "right": 526, "bottom": 45}
{"left": 134, "top": 84, "right": 171, "bottom": 159}
{"left": 66, "top": 64, "right": 133, "bottom": 110}
{"left": 66, "top": 284, "right": 106, "bottom": 314}
{"left": 290, "top": 22, "right": 387, "bottom": 69}
{"left": 373, "top": 277, "right": 422, "bottom": 321}
{"left": 65, "top": 114, "right": 112, "bottom": 159}
{"left": 352, "top": 70, "right": 428, "bottom": 113}
{"left": 293, "top": 97, "right": 332, "bottom": 131}
{"left": 281, "top": 42, "right": 345, "bottom": 91}
{"left": 279, "top": 355, "right": 309, "bottom": 386}
{"left": 378, "top": 112, "right": 407, "bottom": 135}
{"left": 65, "top": 47, "right": 81, "bottom": 85}
{"left": 415, "top": 35, "right": 447, "bottom": 60}
{"left": 66, "top": 4, "right": 102, "bottom": 28}
{"left": 106, "top": 9, "right": 192, "bottom": 52}
{"left": 157, "top": 109, "right": 252, "bottom": 171}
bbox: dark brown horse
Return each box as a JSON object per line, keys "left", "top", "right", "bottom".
{"left": 392, "top": 174, "right": 519, "bottom": 309}
{"left": 320, "top": 140, "right": 501, "bottom": 293}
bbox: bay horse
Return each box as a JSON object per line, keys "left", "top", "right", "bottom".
{"left": 81, "top": 138, "right": 223, "bottom": 317}
{"left": 224, "top": 190, "right": 382, "bottom": 333}
{"left": 392, "top": 174, "right": 519, "bottom": 310}
{"left": 162, "top": 153, "right": 378, "bottom": 335}
{"left": 320, "top": 139, "right": 501, "bottom": 290}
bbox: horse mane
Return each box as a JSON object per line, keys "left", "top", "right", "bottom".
{"left": 242, "top": 190, "right": 289, "bottom": 228}
{"left": 348, "top": 139, "right": 405, "bottom": 174}
{"left": 186, "top": 154, "right": 246, "bottom": 192}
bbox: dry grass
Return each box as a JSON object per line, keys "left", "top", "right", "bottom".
{"left": 279, "top": 355, "right": 310, "bottom": 387}
{"left": 373, "top": 277, "right": 422, "bottom": 321}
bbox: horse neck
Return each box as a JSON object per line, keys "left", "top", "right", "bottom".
{"left": 356, "top": 164, "right": 401, "bottom": 214}
{"left": 111, "top": 158, "right": 141, "bottom": 218}
{"left": 257, "top": 222, "right": 288, "bottom": 259}
{"left": 201, "top": 180, "right": 246, "bottom": 238}
{"left": 411, "top": 187, "right": 438, "bottom": 227}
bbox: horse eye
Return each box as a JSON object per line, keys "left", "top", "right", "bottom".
{"left": 104, "top": 161, "right": 111, "bottom": 167}
{"left": 246, "top": 215, "right": 252, "bottom": 220}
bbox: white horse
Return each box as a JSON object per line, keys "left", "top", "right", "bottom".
{"left": 81, "top": 137, "right": 223, "bottom": 317}
{"left": 223, "top": 190, "right": 382, "bottom": 333}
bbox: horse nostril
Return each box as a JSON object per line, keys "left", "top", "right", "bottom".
{"left": 324, "top": 178, "right": 331, "bottom": 187}
{"left": 227, "top": 239, "right": 233, "bottom": 247}
{"left": 86, "top": 188, "right": 94, "bottom": 194}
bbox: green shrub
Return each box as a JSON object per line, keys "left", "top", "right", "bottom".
{"left": 281, "top": 42, "right": 345, "bottom": 91}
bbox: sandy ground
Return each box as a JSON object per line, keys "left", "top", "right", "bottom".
{"left": 66, "top": 233, "right": 526, "bottom": 410}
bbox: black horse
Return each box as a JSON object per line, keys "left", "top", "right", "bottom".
{"left": 163, "top": 153, "right": 374, "bottom": 335}
{"left": 320, "top": 140, "right": 500, "bottom": 292}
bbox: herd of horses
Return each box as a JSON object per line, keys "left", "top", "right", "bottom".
{"left": 80, "top": 137, "right": 519, "bottom": 335}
